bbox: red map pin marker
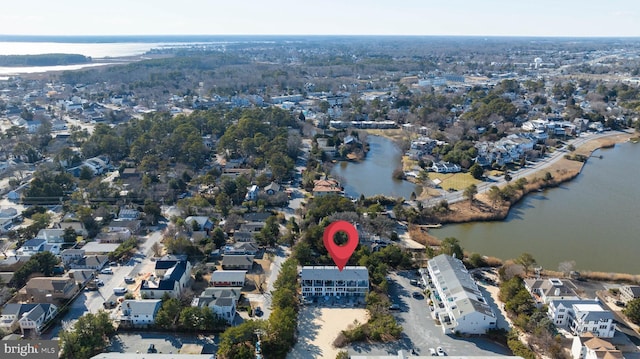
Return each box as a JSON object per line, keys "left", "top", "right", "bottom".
{"left": 323, "top": 220, "right": 359, "bottom": 271}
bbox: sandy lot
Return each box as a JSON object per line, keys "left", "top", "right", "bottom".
{"left": 288, "top": 307, "right": 369, "bottom": 359}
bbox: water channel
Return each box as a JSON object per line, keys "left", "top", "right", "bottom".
{"left": 331, "top": 135, "right": 420, "bottom": 199}
{"left": 336, "top": 135, "right": 640, "bottom": 274}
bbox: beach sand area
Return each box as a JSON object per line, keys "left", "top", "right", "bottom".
{"left": 288, "top": 306, "right": 369, "bottom": 359}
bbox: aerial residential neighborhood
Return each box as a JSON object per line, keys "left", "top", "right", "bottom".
{"left": 0, "top": 25, "right": 639, "bottom": 359}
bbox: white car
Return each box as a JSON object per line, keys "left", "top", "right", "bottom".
{"left": 437, "top": 346, "right": 445, "bottom": 356}
{"left": 100, "top": 268, "right": 113, "bottom": 274}
{"left": 429, "top": 348, "right": 437, "bottom": 356}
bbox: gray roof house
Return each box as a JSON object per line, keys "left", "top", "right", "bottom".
{"left": 119, "top": 299, "right": 163, "bottom": 327}
{"left": 0, "top": 303, "right": 57, "bottom": 336}
{"left": 221, "top": 255, "right": 254, "bottom": 270}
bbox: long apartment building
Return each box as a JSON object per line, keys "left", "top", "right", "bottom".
{"left": 427, "top": 254, "right": 497, "bottom": 334}
{"left": 300, "top": 266, "right": 369, "bottom": 298}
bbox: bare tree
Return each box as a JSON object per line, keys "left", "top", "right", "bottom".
{"left": 150, "top": 242, "right": 163, "bottom": 257}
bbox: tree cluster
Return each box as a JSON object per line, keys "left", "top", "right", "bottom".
{"left": 59, "top": 311, "right": 115, "bottom": 359}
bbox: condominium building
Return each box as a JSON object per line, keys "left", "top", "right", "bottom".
{"left": 427, "top": 254, "right": 497, "bottom": 334}
{"left": 300, "top": 266, "right": 369, "bottom": 298}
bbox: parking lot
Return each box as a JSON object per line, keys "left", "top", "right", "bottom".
{"left": 348, "top": 271, "right": 511, "bottom": 357}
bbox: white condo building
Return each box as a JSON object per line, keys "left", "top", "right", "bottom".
{"left": 300, "top": 266, "right": 369, "bottom": 298}
{"left": 427, "top": 254, "right": 497, "bottom": 334}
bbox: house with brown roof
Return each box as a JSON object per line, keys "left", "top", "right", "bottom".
{"left": 312, "top": 179, "right": 343, "bottom": 197}
{"left": 24, "top": 277, "right": 79, "bottom": 303}
{"left": 571, "top": 333, "right": 624, "bottom": 359}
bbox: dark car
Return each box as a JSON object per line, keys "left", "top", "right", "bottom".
{"left": 389, "top": 303, "right": 400, "bottom": 311}
{"left": 412, "top": 291, "right": 424, "bottom": 299}
{"left": 254, "top": 307, "right": 263, "bottom": 317}
{"left": 147, "top": 344, "right": 157, "bottom": 353}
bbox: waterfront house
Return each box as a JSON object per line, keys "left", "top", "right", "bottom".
{"left": 427, "top": 254, "right": 497, "bottom": 334}
{"left": 312, "top": 179, "right": 343, "bottom": 197}
{"left": 524, "top": 278, "right": 580, "bottom": 306}
{"left": 619, "top": 285, "right": 640, "bottom": 304}
{"left": 548, "top": 299, "right": 616, "bottom": 338}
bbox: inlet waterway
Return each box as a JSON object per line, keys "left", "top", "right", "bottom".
{"left": 431, "top": 142, "right": 640, "bottom": 274}
{"left": 331, "top": 135, "right": 420, "bottom": 199}
{"left": 336, "top": 135, "right": 639, "bottom": 274}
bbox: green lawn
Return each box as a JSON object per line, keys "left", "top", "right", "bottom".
{"left": 432, "top": 172, "right": 481, "bottom": 191}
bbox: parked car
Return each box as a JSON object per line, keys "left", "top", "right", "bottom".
{"left": 429, "top": 348, "right": 437, "bottom": 356}
{"left": 124, "top": 276, "right": 135, "bottom": 284}
{"left": 389, "top": 303, "right": 400, "bottom": 311}
{"left": 410, "top": 279, "right": 419, "bottom": 286}
{"left": 412, "top": 291, "right": 424, "bottom": 299}
{"left": 94, "top": 278, "right": 104, "bottom": 286}
{"left": 254, "top": 306, "right": 263, "bottom": 317}
{"left": 113, "top": 287, "right": 127, "bottom": 295}
{"left": 437, "top": 346, "right": 445, "bottom": 356}
{"left": 100, "top": 268, "right": 113, "bottom": 275}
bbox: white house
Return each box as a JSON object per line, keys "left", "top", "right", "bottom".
{"left": 119, "top": 299, "right": 163, "bottom": 326}
{"left": 619, "top": 285, "right": 640, "bottom": 304}
{"left": 211, "top": 270, "right": 246, "bottom": 287}
{"left": 524, "top": 277, "right": 580, "bottom": 306}
{"left": 17, "top": 238, "right": 46, "bottom": 256}
{"left": 140, "top": 258, "right": 191, "bottom": 299}
{"left": 60, "top": 249, "right": 86, "bottom": 265}
{"left": 245, "top": 185, "right": 259, "bottom": 201}
{"left": 427, "top": 254, "right": 497, "bottom": 334}
{"left": 431, "top": 161, "right": 461, "bottom": 173}
{"left": 36, "top": 228, "right": 66, "bottom": 244}
{"left": 193, "top": 288, "right": 241, "bottom": 324}
{"left": 571, "top": 333, "right": 624, "bottom": 359}
{"left": 548, "top": 299, "right": 616, "bottom": 338}
{"left": 0, "top": 303, "right": 57, "bottom": 336}
{"left": 300, "top": 266, "right": 369, "bottom": 299}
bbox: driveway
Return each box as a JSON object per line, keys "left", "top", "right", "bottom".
{"left": 348, "top": 271, "right": 511, "bottom": 357}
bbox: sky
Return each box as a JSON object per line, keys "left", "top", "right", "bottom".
{"left": 1, "top": 0, "right": 639, "bottom": 37}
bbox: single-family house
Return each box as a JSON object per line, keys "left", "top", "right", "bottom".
{"left": 245, "top": 185, "right": 259, "bottom": 201}
{"left": 192, "top": 287, "right": 242, "bottom": 324}
{"left": 185, "top": 216, "right": 214, "bottom": 232}
{"left": 619, "top": 285, "right": 640, "bottom": 304}
{"left": 221, "top": 255, "right": 254, "bottom": 271}
{"left": 67, "top": 255, "right": 108, "bottom": 270}
{"left": 107, "top": 220, "right": 142, "bottom": 235}
{"left": 571, "top": 333, "right": 624, "bottom": 359}
{"left": 238, "top": 222, "right": 264, "bottom": 233}
{"left": 60, "top": 249, "right": 85, "bottom": 265}
{"left": 223, "top": 242, "right": 259, "bottom": 256}
{"left": 524, "top": 278, "right": 579, "bottom": 306}
{"left": 54, "top": 221, "right": 88, "bottom": 238}
{"left": 118, "top": 208, "right": 140, "bottom": 220}
{"left": 67, "top": 269, "right": 96, "bottom": 287}
{"left": 312, "top": 179, "right": 343, "bottom": 197}
{"left": 211, "top": 270, "right": 246, "bottom": 287}
{"left": 119, "top": 299, "right": 163, "bottom": 327}
{"left": 263, "top": 182, "right": 282, "bottom": 195}
{"left": 17, "top": 238, "right": 46, "bottom": 256}
{"left": 35, "top": 229, "right": 66, "bottom": 244}
{"left": 24, "top": 277, "right": 79, "bottom": 303}
{"left": 233, "top": 231, "right": 255, "bottom": 242}
{"left": 427, "top": 254, "right": 497, "bottom": 334}
{"left": 548, "top": 299, "right": 616, "bottom": 338}
{"left": 0, "top": 303, "right": 57, "bottom": 336}
{"left": 140, "top": 258, "right": 191, "bottom": 299}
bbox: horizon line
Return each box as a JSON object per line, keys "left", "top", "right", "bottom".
{"left": 1, "top": 34, "right": 640, "bottom": 39}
